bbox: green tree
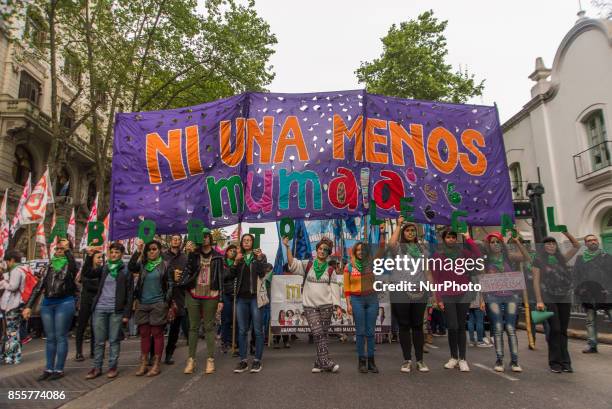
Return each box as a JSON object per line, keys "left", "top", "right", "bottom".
{"left": 355, "top": 10, "right": 484, "bottom": 103}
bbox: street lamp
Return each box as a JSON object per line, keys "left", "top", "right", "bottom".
{"left": 526, "top": 183, "right": 547, "bottom": 243}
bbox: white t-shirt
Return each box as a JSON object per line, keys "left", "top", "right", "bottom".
{"left": 288, "top": 258, "right": 341, "bottom": 308}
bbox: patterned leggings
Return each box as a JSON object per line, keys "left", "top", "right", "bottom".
{"left": 304, "top": 305, "right": 334, "bottom": 369}
{"left": 3, "top": 309, "right": 22, "bottom": 364}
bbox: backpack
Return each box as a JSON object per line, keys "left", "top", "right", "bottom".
{"left": 20, "top": 265, "right": 39, "bottom": 304}
{"left": 301, "top": 260, "right": 334, "bottom": 288}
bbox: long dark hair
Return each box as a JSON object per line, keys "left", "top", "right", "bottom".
{"left": 535, "top": 236, "right": 567, "bottom": 267}
{"left": 225, "top": 244, "right": 237, "bottom": 260}
{"left": 484, "top": 232, "right": 515, "bottom": 271}
{"left": 399, "top": 223, "right": 419, "bottom": 244}
{"left": 240, "top": 233, "right": 255, "bottom": 254}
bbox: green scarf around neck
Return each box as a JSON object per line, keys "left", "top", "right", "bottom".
{"left": 225, "top": 258, "right": 234, "bottom": 267}
{"left": 546, "top": 255, "right": 559, "bottom": 265}
{"left": 488, "top": 254, "right": 505, "bottom": 272}
{"left": 107, "top": 259, "right": 122, "bottom": 278}
{"left": 244, "top": 252, "right": 254, "bottom": 266}
{"left": 353, "top": 258, "right": 363, "bottom": 272}
{"left": 582, "top": 248, "right": 603, "bottom": 263}
{"left": 51, "top": 255, "right": 68, "bottom": 271}
{"left": 312, "top": 259, "right": 328, "bottom": 280}
{"left": 443, "top": 245, "right": 461, "bottom": 260}
{"left": 406, "top": 243, "right": 422, "bottom": 258}
{"left": 145, "top": 257, "right": 162, "bottom": 272}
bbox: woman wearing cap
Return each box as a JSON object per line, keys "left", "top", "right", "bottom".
{"left": 284, "top": 236, "right": 342, "bottom": 373}
{"left": 431, "top": 230, "right": 481, "bottom": 373}
{"left": 533, "top": 232, "right": 580, "bottom": 373}
{"left": 388, "top": 215, "right": 433, "bottom": 373}
{"left": 483, "top": 232, "right": 530, "bottom": 372}
{"left": 344, "top": 225, "right": 387, "bottom": 373}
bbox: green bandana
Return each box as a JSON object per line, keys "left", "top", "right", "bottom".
{"left": 489, "top": 254, "right": 505, "bottom": 272}
{"left": 145, "top": 257, "right": 162, "bottom": 272}
{"left": 547, "top": 255, "right": 559, "bottom": 265}
{"left": 354, "top": 258, "right": 363, "bottom": 272}
{"left": 582, "top": 248, "right": 603, "bottom": 263}
{"left": 313, "top": 259, "right": 328, "bottom": 280}
{"left": 443, "top": 246, "right": 461, "bottom": 260}
{"left": 225, "top": 258, "right": 234, "bottom": 267}
{"left": 107, "top": 259, "right": 122, "bottom": 278}
{"left": 51, "top": 256, "right": 68, "bottom": 271}
{"left": 244, "top": 252, "right": 253, "bottom": 266}
{"left": 406, "top": 243, "right": 422, "bottom": 258}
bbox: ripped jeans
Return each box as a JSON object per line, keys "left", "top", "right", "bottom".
{"left": 487, "top": 296, "right": 519, "bottom": 363}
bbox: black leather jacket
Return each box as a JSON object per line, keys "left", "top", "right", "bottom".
{"left": 27, "top": 250, "right": 78, "bottom": 309}
{"left": 180, "top": 249, "right": 224, "bottom": 294}
{"left": 91, "top": 259, "right": 134, "bottom": 318}
{"left": 227, "top": 254, "right": 267, "bottom": 298}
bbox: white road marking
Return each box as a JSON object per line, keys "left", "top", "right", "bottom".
{"left": 473, "top": 363, "right": 520, "bottom": 381}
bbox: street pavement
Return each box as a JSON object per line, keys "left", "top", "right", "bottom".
{"left": 1, "top": 330, "right": 611, "bottom": 409}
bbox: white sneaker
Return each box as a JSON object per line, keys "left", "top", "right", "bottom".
{"left": 330, "top": 364, "right": 340, "bottom": 373}
{"left": 477, "top": 341, "right": 493, "bottom": 348}
{"left": 416, "top": 361, "right": 430, "bottom": 372}
{"left": 494, "top": 360, "right": 504, "bottom": 372}
{"left": 444, "top": 358, "right": 459, "bottom": 369}
{"left": 401, "top": 360, "right": 412, "bottom": 373}
{"left": 311, "top": 366, "right": 322, "bottom": 373}
{"left": 511, "top": 362, "right": 523, "bottom": 373}
{"left": 458, "top": 360, "right": 470, "bottom": 372}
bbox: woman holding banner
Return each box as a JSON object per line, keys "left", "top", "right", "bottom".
{"left": 129, "top": 240, "right": 174, "bottom": 377}
{"left": 388, "top": 216, "right": 433, "bottom": 373}
{"left": 533, "top": 233, "right": 580, "bottom": 373}
{"left": 23, "top": 239, "right": 78, "bottom": 381}
{"left": 229, "top": 233, "right": 267, "bottom": 374}
{"left": 344, "top": 225, "right": 386, "bottom": 374}
{"left": 284, "top": 236, "right": 342, "bottom": 373}
{"left": 432, "top": 230, "right": 480, "bottom": 373}
{"left": 180, "top": 231, "right": 224, "bottom": 375}
{"left": 483, "top": 232, "right": 530, "bottom": 373}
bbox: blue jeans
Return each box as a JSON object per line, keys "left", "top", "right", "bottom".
{"left": 261, "top": 303, "right": 271, "bottom": 342}
{"left": 221, "top": 293, "right": 234, "bottom": 346}
{"left": 489, "top": 298, "right": 519, "bottom": 362}
{"left": 585, "top": 307, "right": 612, "bottom": 348}
{"left": 467, "top": 308, "right": 485, "bottom": 343}
{"left": 93, "top": 310, "right": 124, "bottom": 369}
{"left": 351, "top": 294, "right": 379, "bottom": 358}
{"left": 40, "top": 298, "right": 76, "bottom": 372}
{"left": 236, "top": 297, "right": 264, "bottom": 361}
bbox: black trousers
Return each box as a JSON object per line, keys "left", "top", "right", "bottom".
{"left": 443, "top": 301, "right": 469, "bottom": 360}
{"left": 165, "top": 315, "right": 184, "bottom": 357}
{"left": 391, "top": 302, "right": 426, "bottom": 362}
{"left": 545, "top": 302, "right": 571, "bottom": 368}
{"left": 75, "top": 293, "right": 95, "bottom": 356}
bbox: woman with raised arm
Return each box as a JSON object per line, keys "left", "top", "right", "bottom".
{"left": 483, "top": 232, "right": 530, "bottom": 373}
{"left": 284, "top": 236, "right": 342, "bottom": 373}
{"left": 23, "top": 239, "right": 78, "bottom": 381}
{"left": 388, "top": 216, "right": 434, "bottom": 373}
{"left": 533, "top": 232, "right": 580, "bottom": 373}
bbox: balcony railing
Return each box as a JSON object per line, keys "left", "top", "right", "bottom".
{"left": 0, "top": 98, "right": 51, "bottom": 129}
{"left": 573, "top": 141, "right": 611, "bottom": 179}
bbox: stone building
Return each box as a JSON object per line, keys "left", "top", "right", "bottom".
{"left": 0, "top": 10, "right": 109, "bottom": 257}
{"left": 502, "top": 13, "right": 612, "bottom": 253}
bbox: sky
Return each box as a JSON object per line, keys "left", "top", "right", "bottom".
{"left": 207, "top": 0, "right": 601, "bottom": 122}
{"left": 207, "top": 0, "right": 603, "bottom": 258}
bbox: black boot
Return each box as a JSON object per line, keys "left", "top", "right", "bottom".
{"left": 367, "top": 357, "right": 379, "bottom": 373}
{"left": 358, "top": 357, "right": 368, "bottom": 373}
{"left": 164, "top": 353, "right": 174, "bottom": 365}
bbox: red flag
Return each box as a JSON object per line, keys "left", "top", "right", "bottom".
{"left": 79, "top": 193, "right": 98, "bottom": 251}
{"left": 18, "top": 169, "right": 51, "bottom": 226}
{"left": 0, "top": 188, "right": 9, "bottom": 259}
{"left": 67, "top": 208, "right": 76, "bottom": 247}
{"left": 36, "top": 222, "right": 48, "bottom": 259}
{"left": 230, "top": 224, "right": 241, "bottom": 241}
{"left": 49, "top": 212, "right": 58, "bottom": 256}
{"left": 102, "top": 214, "right": 110, "bottom": 252}
{"left": 11, "top": 173, "right": 31, "bottom": 235}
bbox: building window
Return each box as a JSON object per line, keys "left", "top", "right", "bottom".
{"left": 18, "top": 71, "right": 41, "bottom": 105}
{"left": 60, "top": 102, "right": 76, "bottom": 129}
{"left": 583, "top": 110, "right": 610, "bottom": 171}
{"left": 509, "top": 162, "right": 524, "bottom": 200}
{"left": 63, "top": 52, "right": 81, "bottom": 85}
{"left": 12, "top": 146, "right": 33, "bottom": 186}
{"left": 87, "top": 181, "right": 97, "bottom": 209}
{"left": 55, "top": 168, "right": 70, "bottom": 197}
{"left": 93, "top": 85, "right": 107, "bottom": 109}
{"left": 25, "top": 8, "right": 47, "bottom": 49}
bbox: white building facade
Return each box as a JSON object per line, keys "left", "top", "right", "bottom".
{"left": 503, "top": 15, "right": 612, "bottom": 253}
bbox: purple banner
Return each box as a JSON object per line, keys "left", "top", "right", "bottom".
{"left": 110, "top": 90, "right": 513, "bottom": 240}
